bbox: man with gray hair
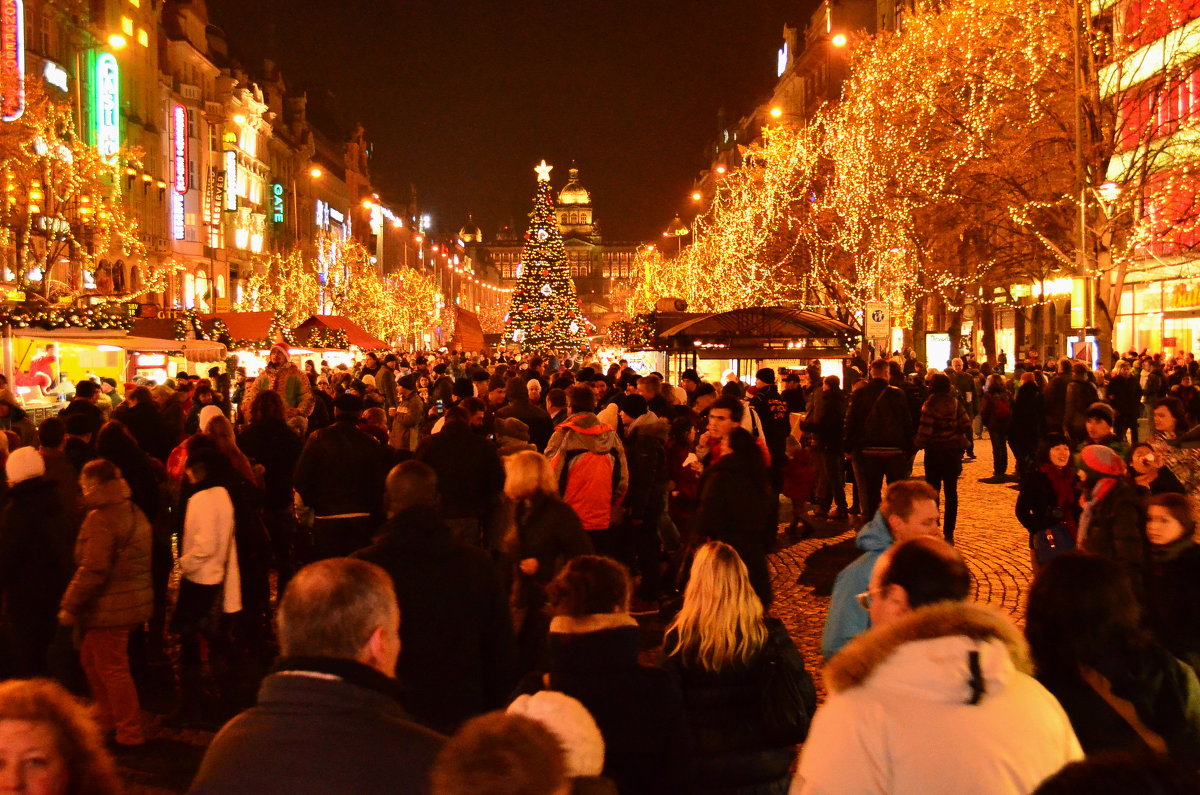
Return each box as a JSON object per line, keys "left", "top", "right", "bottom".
{"left": 189, "top": 558, "right": 443, "bottom": 795}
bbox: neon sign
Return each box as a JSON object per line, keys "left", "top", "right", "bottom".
{"left": 172, "top": 105, "right": 188, "bottom": 194}
{"left": 94, "top": 53, "right": 120, "bottom": 160}
{"left": 1, "top": 0, "right": 25, "bottom": 121}
{"left": 224, "top": 150, "right": 237, "bottom": 211}
{"left": 272, "top": 182, "right": 284, "bottom": 224}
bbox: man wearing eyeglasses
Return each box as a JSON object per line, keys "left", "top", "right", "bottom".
{"left": 821, "top": 480, "right": 940, "bottom": 660}
{"left": 794, "top": 538, "right": 1082, "bottom": 795}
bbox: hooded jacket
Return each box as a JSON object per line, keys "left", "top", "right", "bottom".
{"left": 546, "top": 413, "right": 629, "bottom": 532}
{"left": 795, "top": 603, "right": 1083, "bottom": 795}
{"left": 60, "top": 477, "right": 153, "bottom": 629}
{"left": 821, "top": 510, "right": 893, "bottom": 660}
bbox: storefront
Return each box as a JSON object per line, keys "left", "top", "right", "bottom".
{"left": 1114, "top": 276, "right": 1200, "bottom": 355}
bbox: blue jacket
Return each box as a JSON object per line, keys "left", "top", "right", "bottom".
{"left": 821, "top": 511, "right": 894, "bottom": 659}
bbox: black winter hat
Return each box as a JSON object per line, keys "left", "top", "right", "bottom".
{"left": 620, "top": 394, "right": 648, "bottom": 418}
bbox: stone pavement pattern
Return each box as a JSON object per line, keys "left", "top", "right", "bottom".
{"left": 769, "top": 443, "right": 1032, "bottom": 696}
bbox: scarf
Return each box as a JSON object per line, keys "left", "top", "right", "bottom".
{"left": 1040, "top": 462, "right": 1078, "bottom": 537}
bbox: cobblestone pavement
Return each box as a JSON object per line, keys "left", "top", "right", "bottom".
{"left": 769, "top": 440, "right": 1032, "bottom": 697}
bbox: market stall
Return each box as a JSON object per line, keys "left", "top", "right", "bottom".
{"left": 200, "top": 311, "right": 294, "bottom": 376}
{"left": 293, "top": 315, "right": 389, "bottom": 369}
{"left": 614, "top": 307, "right": 859, "bottom": 384}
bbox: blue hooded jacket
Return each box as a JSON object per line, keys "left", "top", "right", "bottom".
{"left": 821, "top": 510, "right": 894, "bottom": 660}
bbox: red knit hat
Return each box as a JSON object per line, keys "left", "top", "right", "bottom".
{"left": 1079, "top": 444, "right": 1125, "bottom": 482}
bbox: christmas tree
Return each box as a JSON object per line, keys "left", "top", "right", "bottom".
{"left": 505, "top": 160, "right": 588, "bottom": 352}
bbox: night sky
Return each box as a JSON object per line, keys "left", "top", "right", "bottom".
{"left": 207, "top": 0, "right": 806, "bottom": 242}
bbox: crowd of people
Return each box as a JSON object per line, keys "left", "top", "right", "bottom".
{"left": 0, "top": 343, "right": 1195, "bottom": 793}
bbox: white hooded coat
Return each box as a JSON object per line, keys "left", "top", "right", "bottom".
{"left": 792, "top": 602, "right": 1082, "bottom": 795}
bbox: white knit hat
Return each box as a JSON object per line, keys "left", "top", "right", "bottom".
{"left": 507, "top": 691, "right": 604, "bottom": 777}
{"left": 6, "top": 446, "right": 45, "bottom": 485}
{"left": 199, "top": 405, "right": 225, "bottom": 433}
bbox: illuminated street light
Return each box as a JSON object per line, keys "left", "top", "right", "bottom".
{"left": 716, "top": 166, "right": 726, "bottom": 174}
{"left": 107, "top": 34, "right": 127, "bottom": 49}
{"left": 770, "top": 106, "right": 783, "bottom": 118}
{"left": 691, "top": 191, "right": 702, "bottom": 201}
{"left": 310, "top": 167, "right": 322, "bottom": 178}
{"left": 831, "top": 33, "right": 848, "bottom": 47}
{"left": 362, "top": 199, "right": 374, "bottom": 209}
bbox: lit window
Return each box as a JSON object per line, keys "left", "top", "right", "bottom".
{"left": 137, "top": 28, "right": 148, "bottom": 47}
{"left": 129, "top": 0, "right": 140, "bottom": 6}
{"left": 121, "top": 16, "right": 134, "bottom": 36}
{"left": 216, "top": 274, "right": 226, "bottom": 298}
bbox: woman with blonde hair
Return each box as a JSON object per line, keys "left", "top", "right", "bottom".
{"left": 661, "top": 541, "right": 815, "bottom": 795}
{"left": 501, "top": 450, "right": 592, "bottom": 673}
{"left": 0, "top": 678, "right": 122, "bottom": 795}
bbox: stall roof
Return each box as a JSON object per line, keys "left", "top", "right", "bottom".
{"left": 651, "top": 307, "right": 858, "bottom": 357}
{"left": 294, "top": 315, "right": 389, "bottom": 350}
{"left": 201, "top": 312, "right": 282, "bottom": 347}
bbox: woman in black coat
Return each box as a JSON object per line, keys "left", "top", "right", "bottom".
{"left": 1008, "top": 375, "right": 1047, "bottom": 478}
{"left": 1016, "top": 434, "right": 1078, "bottom": 571}
{"left": 500, "top": 450, "right": 593, "bottom": 673}
{"left": 693, "top": 427, "right": 775, "bottom": 607}
{"left": 0, "top": 451, "right": 74, "bottom": 677}
{"left": 518, "top": 556, "right": 691, "bottom": 795}
{"left": 660, "top": 541, "right": 814, "bottom": 795}
{"left": 237, "top": 390, "right": 304, "bottom": 595}
{"left": 1143, "top": 493, "right": 1200, "bottom": 673}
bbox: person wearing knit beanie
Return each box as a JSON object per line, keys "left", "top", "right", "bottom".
{"left": 1082, "top": 401, "right": 1128, "bottom": 458}
{"left": 507, "top": 691, "right": 606, "bottom": 779}
{"left": 1079, "top": 443, "right": 1125, "bottom": 485}
{"left": 6, "top": 446, "right": 44, "bottom": 485}
{"left": 1076, "top": 444, "right": 1142, "bottom": 574}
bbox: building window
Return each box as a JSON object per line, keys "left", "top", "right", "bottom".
{"left": 121, "top": 16, "right": 134, "bottom": 36}
{"left": 137, "top": 28, "right": 149, "bottom": 47}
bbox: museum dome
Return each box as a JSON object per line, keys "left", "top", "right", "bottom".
{"left": 558, "top": 167, "right": 591, "bottom": 205}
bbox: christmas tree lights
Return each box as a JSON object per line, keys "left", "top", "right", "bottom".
{"left": 504, "top": 160, "right": 589, "bottom": 352}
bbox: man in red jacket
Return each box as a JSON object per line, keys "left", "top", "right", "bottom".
{"left": 545, "top": 385, "right": 628, "bottom": 555}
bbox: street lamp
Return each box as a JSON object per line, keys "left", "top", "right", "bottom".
{"left": 106, "top": 34, "right": 127, "bottom": 49}
{"left": 770, "top": 106, "right": 783, "bottom": 119}
{"left": 831, "top": 33, "right": 848, "bottom": 47}
{"left": 666, "top": 213, "right": 689, "bottom": 256}
{"left": 691, "top": 191, "right": 702, "bottom": 202}
{"left": 309, "top": 167, "right": 322, "bottom": 179}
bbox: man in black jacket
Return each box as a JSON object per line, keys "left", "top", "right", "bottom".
{"left": 495, "top": 377, "right": 554, "bottom": 452}
{"left": 188, "top": 558, "right": 444, "bottom": 795}
{"left": 1106, "top": 360, "right": 1143, "bottom": 445}
{"left": 804, "top": 375, "right": 849, "bottom": 517}
{"left": 844, "top": 359, "right": 914, "bottom": 521}
{"left": 353, "top": 462, "right": 516, "bottom": 735}
{"left": 617, "top": 395, "right": 669, "bottom": 609}
{"left": 414, "top": 401, "right": 505, "bottom": 548}
{"left": 294, "top": 393, "right": 387, "bottom": 559}
{"left": 58, "top": 379, "right": 104, "bottom": 438}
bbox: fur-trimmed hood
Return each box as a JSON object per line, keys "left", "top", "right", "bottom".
{"left": 825, "top": 602, "right": 1031, "bottom": 699}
